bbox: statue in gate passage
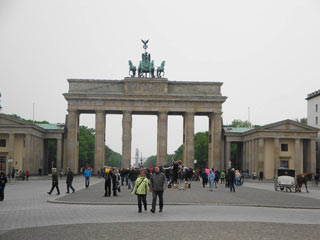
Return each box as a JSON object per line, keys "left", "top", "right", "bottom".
{"left": 128, "top": 40, "right": 165, "bottom": 78}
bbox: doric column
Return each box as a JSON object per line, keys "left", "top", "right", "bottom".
{"left": 310, "top": 139, "right": 317, "bottom": 173}
{"left": 274, "top": 138, "right": 280, "bottom": 175}
{"left": 295, "top": 139, "right": 301, "bottom": 174}
{"left": 24, "top": 134, "right": 31, "bottom": 172}
{"left": 183, "top": 112, "right": 194, "bottom": 168}
{"left": 242, "top": 142, "right": 246, "bottom": 171}
{"left": 248, "top": 140, "right": 252, "bottom": 174}
{"left": 258, "top": 138, "right": 264, "bottom": 173}
{"left": 66, "top": 110, "right": 79, "bottom": 173}
{"left": 56, "top": 138, "right": 62, "bottom": 173}
{"left": 213, "top": 113, "right": 222, "bottom": 170}
{"left": 7, "top": 134, "right": 15, "bottom": 174}
{"left": 208, "top": 115, "right": 214, "bottom": 169}
{"left": 94, "top": 110, "right": 106, "bottom": 172}
{"left": 226, "top": 141, "right": 231, "bottom": 170}
{"left": 157, "top": 112, "right": 168, "bottom": 166}
{"left": 122, "top": 111, "right": 132, "bottom": 169}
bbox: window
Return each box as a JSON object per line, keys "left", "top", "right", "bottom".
{"left": 0, "top": 139, "right": 6, "bottom": 147}
{"left": 316, "top": 116, "right": 318, "bottom": 125}
{"left": 316, "top": 104, "right": 318, "bottom": 112}
{"left": 0, "top": 156, "right": 6, "bottom": 171}
{"left": 280, "top": 160, "right": 289, "bottom": 168}
{"left": 281, "top": 144, "right": 288, "bottom": 152}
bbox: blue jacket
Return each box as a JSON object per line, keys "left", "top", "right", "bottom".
{"left": 83, "top": 169, "right": 91, "bottom": 177}
{"left": 208, "top": 172, "right": 215, "bottom": 182}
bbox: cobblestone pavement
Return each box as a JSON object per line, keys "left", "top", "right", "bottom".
{"left": 1, "top": 222, "right": 320, "bottom": 240}
{"left": 1, "top": 177, "right": 320, "bottom": 239}
{"left": 55, "top": 179, "right": 320, "bottom": 208}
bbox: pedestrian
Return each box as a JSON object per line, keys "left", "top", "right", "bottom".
{"left": 150, "top": 166, "right": 166, "bottom": 213}
{"left": 38, "top": 168, "right": 42, "bottom": 176}
{"left": 0, "top": 171, "right": 8, "bottom": 201}
{"left": 112, "top": 169, "right": 118, "bottom": 196}
{"left": 66, "top": 168, "right": 75, "bottom": 193}
{"left": 178, "top": 167, "right": 185, "bottom": 190}
{"left": 104, "top": 168, "right": 112, "bottom": 197}
{"left": 47, "top": 169, "right": 60, "bottom": 195}
{"left": 229, "top": 168, "right": 236, "bottom": 192}
{"left": 220, "top": 170, "right": 225, "bottom": 184}
{"left": 252, "top": 171, "right": 256, "bottom": 180}
{"left": 259, "top": 171, "right": 263, "bottom": 181}
{"left": 131, "top": 169, "right": 149, "bottom": 213}
{"left": 201, "top": 169, "right": 208, "bottom": 188}
{"left": 25, "top": 169, "right": 29, "bottom": 181}
{"left": 208, "top": 169, "right": 215, "bottom": 191}
{"left": 11, "top": 168, "right": 15, "bottom": 179}
{"left": 83, "top": 167, "right": 91, "bottom": 188}
{"left": 214, "top": 170, "right": 219, "bottom": 188}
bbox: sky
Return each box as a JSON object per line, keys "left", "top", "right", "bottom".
{"left": 1, "top": 0, "right": 320, "bottom": 163}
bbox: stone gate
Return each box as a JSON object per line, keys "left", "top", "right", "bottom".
{"left": 64, "top": 77, "right": 227, "bottom": 173}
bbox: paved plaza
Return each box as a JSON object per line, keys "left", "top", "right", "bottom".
{"left": 1, "top": 176, "right": 320, "bottom": 240}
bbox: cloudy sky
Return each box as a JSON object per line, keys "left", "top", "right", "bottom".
{"left": 1, "top": 0, "right": 319, "bottom": 163}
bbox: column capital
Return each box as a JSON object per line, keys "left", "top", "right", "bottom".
{"left": 67, "top": 109, "right": 78, "bottom": 114}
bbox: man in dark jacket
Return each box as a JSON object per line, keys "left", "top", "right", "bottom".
{"left": 66, "top": 168, "right": 75, "bottom": 193}
{"left": 150, "top": 166, "right": 166, "bottom": 213}
{"left": 104, "top": 169, "right": 112, "bottom": 197}
{"left": 47, "top": 170, "right": 60, "bottom": 195}
{"left": 112, "top": 169, "right": 118, "bottom": 196}
{"left": 0, "top": 171, "right": 8, "bottom": 201}
{"left": 229, "top": 168, "right": 236, "bottom": 192}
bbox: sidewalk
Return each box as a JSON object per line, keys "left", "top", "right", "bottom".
{"left": 52, "top": 180, "right": 320, "bottom": 209}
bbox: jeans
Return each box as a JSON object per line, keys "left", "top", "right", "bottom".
{"left": 67, "top": 181, "right": 75, "bottom": 193}
{"left": 209, "top": 180, "right": 214, "bottom": 189}
{"left": 152, "top": 190, "right": 164, "bottom": 211}
{"left": 85, "top": 177, "right": 90, "bottom": 188}
{"left": 137, "top": 194, "right": 147, "bottom": 211}
{"left": 229, "top": 181, "right": 235, "bottom": 192}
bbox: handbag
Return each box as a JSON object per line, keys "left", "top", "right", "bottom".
{"left": 133, "top": 177, "right": 145, "bottom": 195}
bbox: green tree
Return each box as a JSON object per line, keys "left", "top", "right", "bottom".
{"left": 230, "top": 119, "right": 252, "bottom": 128}
{"left": 143, "top": 155, "right": 157, "bottom": 168}
{"left": 78, "top": 126, "right": 95, "bottom": 168}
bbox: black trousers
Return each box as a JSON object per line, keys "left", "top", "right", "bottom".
{"left": 49, "top": 183, "right": 60, "bottom": 194}
{"left": 0, "top": 186, "right": 5, "bottom": 201}
{"left": 105, "top": 181, "right": 111, "bottom": 196}
{"left": 202, "top": 178, "right": 208, "bottom": 187}
{"left": 137, "top": 194, "right": 147, "bottom": 211}
{"left": 152, "top": 190, "right": 164, "bottom": 211}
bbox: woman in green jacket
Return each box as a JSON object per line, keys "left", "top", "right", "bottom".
{"left": 131, "top": 169, "right": 149, "bottom": 213}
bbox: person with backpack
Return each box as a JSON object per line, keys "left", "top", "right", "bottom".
{"left": 104, "top": 168, "right": 112, "bottom": 197}
{"left": 178, "top": 167, "right": 185, "bottom": 190}
{"left": 131, "top": 169, "right": 149, "bottom": 213}
{"left": 83, "top": 167, "right": 92, "bottom": 188}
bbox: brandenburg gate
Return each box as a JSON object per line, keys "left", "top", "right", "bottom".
{"left": 63, "top": 41, "right": 227, "bottom": 173}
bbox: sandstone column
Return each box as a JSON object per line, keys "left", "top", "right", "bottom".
{"left": 295, "top": 139, "right": 301, "bottom": 174}
{"left": 56, "top": 138, "right": 62, "bottom": 173}
{"left": 157, "top": 112, "right": 168, "bottom": 166}
{"left": 258, "top": 138, "right": 264, "bottom": 174}
{"left": 8, "top": 134, "right": 15, "bottom": 174}
{"left": 183, "top": 112, "right": 194, "bottom": 168}
{"left": 122, "top": 111, "right": 132, "bottom": 169}
{"left": 242, "top": 142, "right": 246, "bottom": 171}
{"left": 213, "top": 113, "right": 222, "bottom": 170}
{"left": 24, "top": 134, "right": 32, "bottom": 172}
{"left": 248, "top": 140, "right": 252, "bottom": 174}
{"left": 94, "top": 111, "right": 106, "bottom": 172}
{"left": 66, "top": 110, "right": 79, "bottom": 173}
{"left": 208, "top": 114, "right": 214, "bottom": 169}
{"left": 226, "top": 141, "right": 231, "bottom": 170}
{"left": 274, "top": 138, "right": 280, "bottom": 175}
{"left": 310, "top": 139, "right": 316, "bottom": 173}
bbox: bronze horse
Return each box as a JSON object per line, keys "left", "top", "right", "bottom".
{"left": 296, "top": 173, "right": 312, "bottom": 193}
